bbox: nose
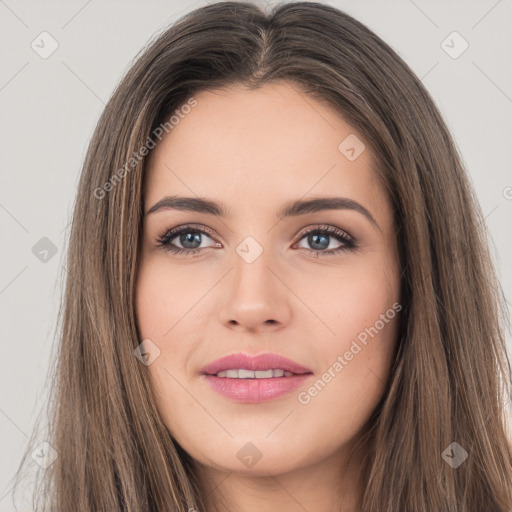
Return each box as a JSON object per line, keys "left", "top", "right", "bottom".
{"left": 219, "top": 248, "right": 292, "bottom": 334}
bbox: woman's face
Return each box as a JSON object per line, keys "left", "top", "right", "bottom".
{"left": 136, "top": 80, "right": 401, "bottom": 477}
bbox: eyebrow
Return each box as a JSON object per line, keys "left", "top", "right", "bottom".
{"left": 146, "top": 195, "right": 381, "bottom": 231}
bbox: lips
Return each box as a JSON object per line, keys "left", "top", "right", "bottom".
{"left": 200, "top": 352, "right": 313, "bottom": 376}
{"left": 200, "top": 352, "right": 314, "bottom": 403}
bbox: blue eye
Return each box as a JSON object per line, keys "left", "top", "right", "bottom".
{"left": 156, "top": 224, "right": 218, "bottom": 256}
{"left": 156, "top": 224, "right": 356, "bottom": 257}
{"left": 293, "top": 225, "right": 355, "bottom": 255}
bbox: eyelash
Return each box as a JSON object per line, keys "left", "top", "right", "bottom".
{"left": 155, "top": 223, "right": 357, "bottom": 257}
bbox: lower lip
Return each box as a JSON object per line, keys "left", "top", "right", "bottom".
{"left": 202, "top": 374, "right": 313, "bottom": 403}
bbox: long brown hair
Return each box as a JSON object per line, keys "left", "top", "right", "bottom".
{"left": 12, "top": 2, "right": 512, "bottom": 511}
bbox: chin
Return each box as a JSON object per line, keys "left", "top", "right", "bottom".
{"left": 184, "top": 438, "right": 320, "bottom": 477}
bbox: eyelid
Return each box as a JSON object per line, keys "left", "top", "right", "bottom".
{"left": 294, "top": 224, "right": 354, "bottom": 243}
{"left": 157, "top": 223, "right": 219, "bottom": 244}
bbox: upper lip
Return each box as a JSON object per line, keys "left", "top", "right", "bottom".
{"left": 200, "top": 352, "right": 313, "bottom": 376}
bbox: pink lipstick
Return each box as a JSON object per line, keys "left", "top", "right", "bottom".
{"left": 200, "top": 352, "right": 313, "bottom": 404}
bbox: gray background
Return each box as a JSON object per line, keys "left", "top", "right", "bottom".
{"left": 1, "top": 0, "right": 511, "bottom": 510}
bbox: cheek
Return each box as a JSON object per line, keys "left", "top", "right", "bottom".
{"left": 135, "top": 255, "right": 212, "bottom": 338}
{"left": 135, "top": 258, "right": 204, "bottom": 428}
{"left": 135, "top": 255, "right": 217, "bottom": 398}
{"left": 293, "top": 256, "right": 400, "bottom": 411}
{"left": 293, "top": 254, "right": 399, "bottom": 344}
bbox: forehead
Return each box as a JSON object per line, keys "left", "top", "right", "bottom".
{"left": 144, "top": 81, "right": 385, "bottom": 218}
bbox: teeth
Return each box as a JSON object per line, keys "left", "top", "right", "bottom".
{"left": 214, "top": 368, "right": 295, "bottom": 378}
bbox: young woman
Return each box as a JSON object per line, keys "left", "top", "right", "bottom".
{"left": 14, "top": 1, "right": 512, "bottom": 511}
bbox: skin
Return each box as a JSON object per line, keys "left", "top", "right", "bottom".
{"left": 136, "top": 80, "right": 401, "bottom": 512}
